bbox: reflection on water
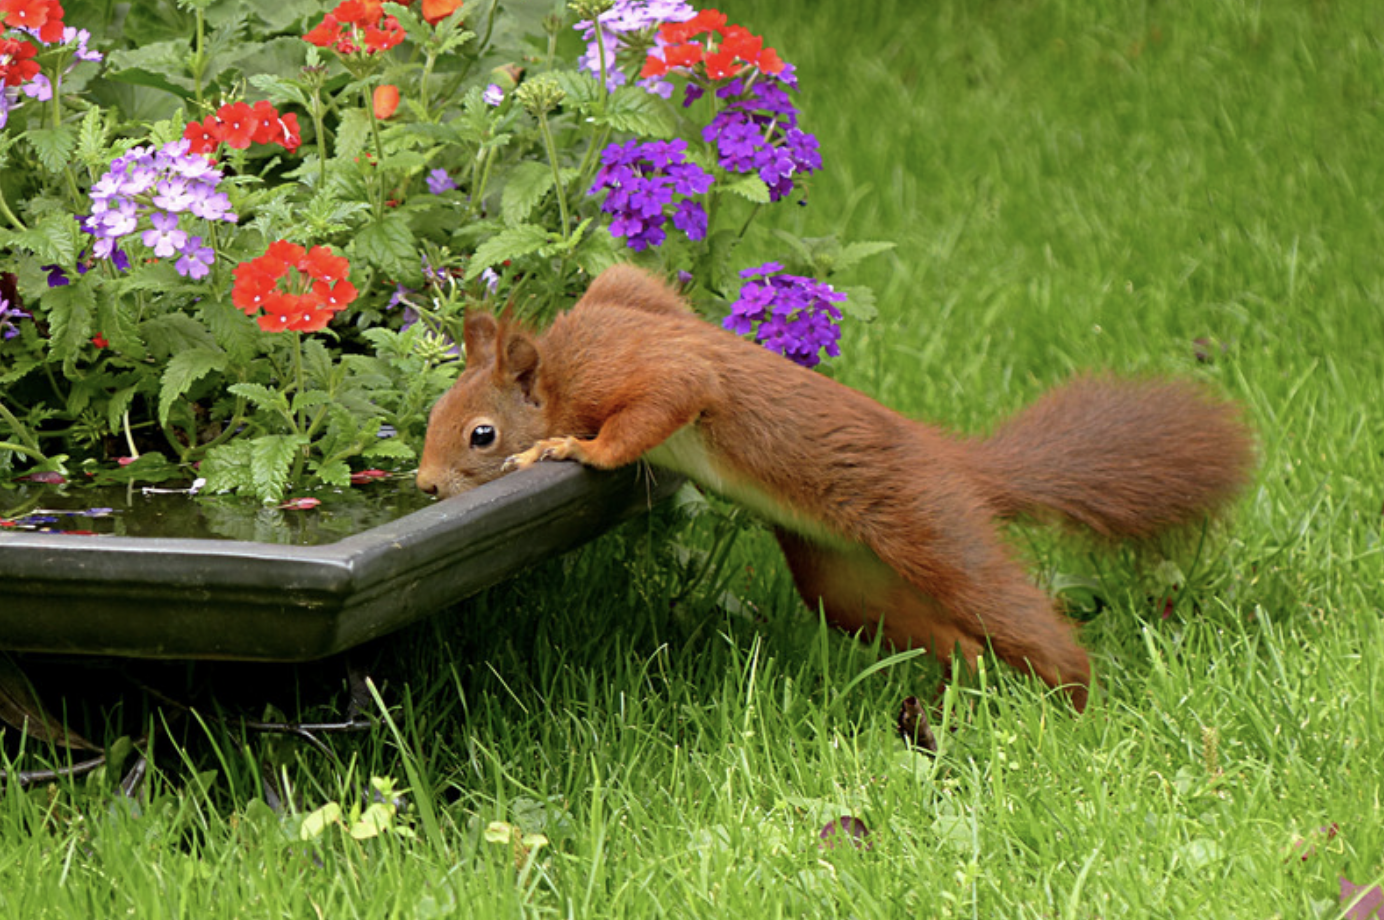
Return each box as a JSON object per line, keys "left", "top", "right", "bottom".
{"left": 0, "top": 477, "right": 436, "bottom": 546}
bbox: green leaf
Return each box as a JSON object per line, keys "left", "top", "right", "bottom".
{"left": 159, "top": 349, "right": 229, "bottom": 427}
{"left": 835, "top": 241, "right": 897, "bottom": 273}
{"left": 105, "top": 385, "right": 141, "bottom": 438}
{"left": 311, "top": 458, "right": 352, "bottom": 488}
{"left": 500, "top": 161, "right": 557, "bottom": 227}
{"left": 42, "top": 283, "right": 96, "bottom": 371}
{"left": 594, "top": 86, "right": 677, "bottom": 138}
{"left": 247, "top": 73, "right": 311, "bottom": 109}
{"left": 835, "top": 285, "right": 879, "bottom": 323}
{"left": 142, "top": 312, "right": 219, "bottom": 359}
{"left": 250, "top": 434, "right": 308, "bottom": 503}
{"left": 76, "top": 107, "right": 112, "bottom": 169}
{"left": 466, "top": 224, "right": 552, "bottom": 280}
{"left": 722, "top": 175, "right": 771, "bottom": 204}
{"left": 228, "top": 382, "right": 290, "bottom": 415}
{"left": 363, "top": 438, "right": 415, "bottom": 460}
{"left": 354, "top": 212, "right": 417, "bottom": 277}
{"left": 25, "top": 127, "right": 78, "bottom": 174}
{"left": 335, "top": 106, "right": 373, "bottom": 162}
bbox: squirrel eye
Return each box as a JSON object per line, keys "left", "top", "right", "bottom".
{"left": 470, "top": 424, "right": 497, "bottom": 448}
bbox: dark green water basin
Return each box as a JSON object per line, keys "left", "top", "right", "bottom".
{"left": 0, "top": 464, "right": 680, "bottom": 661}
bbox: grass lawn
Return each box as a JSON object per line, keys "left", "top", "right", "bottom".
{"left": 4, "top": 0, "right": 1383, "bottom": 916}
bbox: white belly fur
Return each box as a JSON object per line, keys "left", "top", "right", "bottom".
{"left": 643, "top": 426, "right": 853, "bottom": 550}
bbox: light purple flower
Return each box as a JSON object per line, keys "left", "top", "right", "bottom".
{"left": 483, "top": 83, "right": 504, "bottom": 106}
{"left": 426, "top": 168, "right": 457, "bottom": 194}
{"left": 22, "top": 74, "right": 51, "bottom": 102}
{"left": 175, "top": 237, "right": 214, "bottom": 279}
{"left": 141, "top": 211, "right": 188, "bottom": 259}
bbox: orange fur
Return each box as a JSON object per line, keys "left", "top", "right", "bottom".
{"left": 416, "top": 265, "right": 1256, "bottom": 710}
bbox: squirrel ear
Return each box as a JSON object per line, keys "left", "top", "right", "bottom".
{"left": 462, "top": 312, "right": 499, "bottom": 365}
{"left": 497, "top": 327, "right": 542, "bottom": 406}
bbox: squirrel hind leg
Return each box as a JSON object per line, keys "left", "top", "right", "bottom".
{"left": 775, "top": 528, "right": 1091, "bottom": 711}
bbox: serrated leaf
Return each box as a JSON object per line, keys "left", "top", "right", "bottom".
{"left": 76, "top": 107, "right": 111, "bottom": 168}
{"left": 198, "top": 297, "right": 260, "bottom": 364}
{"left": 41, "top": 283, "right": 95, "bottom": 370}
{"left": 836, "top": 285, "right": 879, "bottom": 323}
{"left": 200, "top": 439, "right": 255, "bottom": 495}
{"left": 247, "top": 73, "right": 310, "bottom": 109}
{"left": 159, "top": 349, "right": 229, "bottom": 427}
{"left": 594, "top": 86, "right": 676, "bottom": 138}
{"left": 553, "top": 71, "right": 602, "bottom": 115}
{"left": 25, "top": 126, "right": 77, "bottom": 174}
{"left": 354, "top": 212, "right": 416, "bottom": 277}
{"left": 250, "top": 434, "right": 307, "bottom": 503}
{"left": 141, "top": 312, "right": 219, "bottom": 358}
{"left": 835, "top": 241, "right": 897, "bottom": 273}
{"left": 363, "top": 438, "right": 415, "bottom": 460}
{"left": 228, "top": 382, "right": 290, "bottom": 415}
{"left": 290, "top": 391, "right": 331, "bottom": 414}
{"left": 722, "top": 175, "right": 770, "bottom": 204}
{"left": 105, "top": 385, "right": 141, "bottom": 437}
{"left": 500, "top": 162, "right": 557, "bottom": 227}
{"left": 335, "top": 106, "right": 373, "bottom": 161}
{"left": 466, "top": 224, "right": 551, "bottom": 280}
{"left": 311, "top": 458, "right": 352, "bottom": 488}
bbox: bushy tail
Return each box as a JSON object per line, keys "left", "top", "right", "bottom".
{"left": 969, "top": 377, "right": 1255, "bottom": 539}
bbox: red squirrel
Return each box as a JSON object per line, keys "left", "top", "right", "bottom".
{"left": 416, "top": 265, "right": 1255, "bottom": 710}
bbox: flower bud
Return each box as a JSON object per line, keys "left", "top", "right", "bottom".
{"left": 515, "top": 75, "right": 566, "bottom": 117}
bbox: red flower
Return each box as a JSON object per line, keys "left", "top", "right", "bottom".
{"left": 0, "top": 0, "right": 58, "bottom": 35}
{"left": 303, "top": 13, "right": 342, "bottom": 47}
{"left": 363, "top": 17, "right": 405, "bottom": 53}
{"left": 91, "top": 332, "right": 109, "bottom": 348}
{"left": 420, "top": 0, "right": 462, "bottom": 25}
{"left": 232, "top": 242, "right": 358, "bottom": 334}
{"left": 644, "top": 9, "right": 784, "bottom": 81}
{"left": 372, "top": 83, "right": 400, "bottom": 118}
{"left": 0, "top": 37, "right": 40, "bottom": 88}
{"left": 183, "top": 115, "right": 224, "bottom": 156}
{"left": 303, "top": 245, "right": 350, "bottom": 284}
{"left": 248, "top": 101, "right": 303, "bottom": 151}
{"left": 216, "top": 101, "right": 259, "bottom": 149}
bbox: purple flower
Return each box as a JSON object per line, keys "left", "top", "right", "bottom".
{"left": 175, "top": 237, "right": 214, "bottom": 279}
{"left": 588, "top": 138, "right": 713, "bottom": 251}
{"left": 426, "top": 168, "right": 457, "bottom": 194}
{"left": 482, "top": 83, "right": 504, "bottom": 106}
{"left": 724, "top": 262, "right": 847, "bottom": 367}
{"left": 41, "top": 264, "right": 70, "bottom": 287}
{"left": 0, "top": 293, "right": 31, "bottom": 340}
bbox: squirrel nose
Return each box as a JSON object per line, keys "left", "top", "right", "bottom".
{"left": 415, "top": 469, "right": 438, "bottom": 495}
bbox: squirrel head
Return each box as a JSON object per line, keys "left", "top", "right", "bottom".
{"left": 415, "top": 311, "right": 548, "bottom": 498}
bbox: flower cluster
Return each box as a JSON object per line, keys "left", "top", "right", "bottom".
{"left": 640, "top": 9, "right": 783, "bottom": 81}
{"left": 573, "top": 0, "right": 696, "bottom": 96}
{"left": 724, "top": 262, "right": 846, "bottom": 368}
{"left": 231, "top": 241, "right": 358, "bottom": 333}
{"left": 183, "top": 100, "right": 301, "bottom": 157}
{"left": 588, "top": 138, "right": 713, "bottom": 251}
{"left": 1, "top": 0, "right": 68, "bottom": 126}
{"left": 302, "top": 0, "right": 406, "bottom": 55}
{"left": 78, "top": 139, "right": 235, "bottom": 278}
{"left": 702, "top": 75, "right": 820, "bottom": 201}
{"left": 1, "top": 23, "right": 101, "bottom": 128}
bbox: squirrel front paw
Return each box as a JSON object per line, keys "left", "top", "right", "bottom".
{"left": 502, "top": 437, "right": 582, "bottom": 472}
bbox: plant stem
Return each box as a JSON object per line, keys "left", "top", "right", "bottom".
{"left": 0, "top": 399, "right": 45, "bottom": 459}
{"left": 0, "top": 183, "right": 28, "bottom": 232}
{"left": 310, "top": 83, "right": 329, "bottom": 189}
{"left": 536, "top": 111, "right": 571, "bottom": 237}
